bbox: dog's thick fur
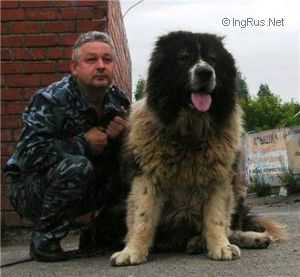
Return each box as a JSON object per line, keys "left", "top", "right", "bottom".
{"left": 111, "top": 31, "right": 285, "bottom": 266}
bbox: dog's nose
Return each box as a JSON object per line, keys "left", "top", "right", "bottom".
{"left": 195, "top": 66, "right": 213, "bottom": 82}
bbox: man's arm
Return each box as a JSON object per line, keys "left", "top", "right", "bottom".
{"left": 14, "top": 93, "right": 93, "bottom": 172}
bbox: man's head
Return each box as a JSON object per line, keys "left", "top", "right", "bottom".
{"left": 70, "top": 31, "right": 115, "bottom": 89}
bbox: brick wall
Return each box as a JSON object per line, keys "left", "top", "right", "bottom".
{"left": 1, "top": 0, "right": 131, "bottom": 227}
{"left": 108, "top": 1, "right": 132, "bottom": 97}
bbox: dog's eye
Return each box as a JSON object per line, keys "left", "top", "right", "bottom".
{"left": 208, "top": 55, "right": 217, "bottom": 65}
{"left": 178, "top": 51, "right": 190, "bottom": 61}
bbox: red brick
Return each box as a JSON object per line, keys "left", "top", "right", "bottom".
{"left": 1, "top": 158, "right": 9, "bottom": 171}
{"left": 19, "top": 1, "right": 56, "bottom": 8}
{"left": 76, "top": 19, "right": 105, "bottom": 32}
{"left": 14, "top": 48, "right": 31, "bottom": 60}
{"left": 2, "top": 62, "right": 23, "bottom": 74}
{"left": 24, "top": 8, "right": 58, "bottom": 20}
{"left": 1, "top": 8, "right": 25, "bottom": 21}
{"left": 60, "top": 7, "right": 94, "bottom": 19}
{"left": 48, "top": 1, "right": 73, "bottom": 7}
{"left": 29, "top": 48, "right": 47, "bottom": 60}
{"left": 58, "top": 34, "right": 78, "bottom": 46}
{"left": 23, "top": 88, "right": 36, "bottom": 100}
{"left": 1, "top": 48, "right": 15, "bottom": 61}
{"left": 13, "top": 128, "right": 22, "bottom": 141}
{"left": 2, "top": 35, "right": 24, "bottom": 47}
{"left": 10, "top": 21, "right": 43, "bottom": 34}
{"left": 1, "top": 115, "right": 23, "bottom": 129}
{"left": 47, "top": 48, "right": 64, "bottom": 59}
{"left": 2, "top": 101, "right": 27, "bottom": 115}
{"left": 22, "top": 62, "right": 57, "bottom": 73}
{"left": 2, "top": 22, "right": 11, "bottom": 34}
{"left": 23, "top": 34, "right": 59, "bottom": 47}
{"left": 93, "top": 7, "right": 107, "bottom": 19}
{"left": 40, "top": 73, "right": 62, "bottom": 86}
{"left": 1, "top": 129, "right": 13, "bottom": 142}
{"left": 14, "top": 48, "right": 48, "bottom": 61}
{"left": 1, "top": 1, "right": 19, "bottom": 8}
{"left": 71, "top": 1, "right": 104, "bottom": 7}
{"left": 1, "top": 143, "right": 16, "bottom": 156}
{"left": 43, "top": 21, "right": 75, "bottom": 33}
{"left": 3, "top": 74, "right": 40, "bottom": 87}
{"left": 57, "top": 61, "right": 70, "bottom": 73}
{"left": 1, "top": 185, "right": 6, "bottom": 211}
{"left": 1, "top": 88, "right": 23, "bottom": 101}
{"left": 63, "top": 48, "right": 72, "bottom": 58}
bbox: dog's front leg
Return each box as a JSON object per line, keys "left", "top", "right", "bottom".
{"left": 111, "top": 175, "right": 162, "bottom": 266}
{"left": 204, "top": 186, "right": 241, "bottom": 260}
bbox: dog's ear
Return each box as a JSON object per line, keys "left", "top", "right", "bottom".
{"left": 217, "top": 35, "right": 226, "bottom": 42}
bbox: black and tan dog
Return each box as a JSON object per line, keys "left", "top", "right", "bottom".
{"left": 110, "top": 31, "right": 286, "bottom": 266}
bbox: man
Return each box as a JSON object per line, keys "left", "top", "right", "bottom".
{"left": 4, "top": 31, "right": 130, "bottom": 262}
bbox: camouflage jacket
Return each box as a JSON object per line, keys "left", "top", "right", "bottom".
{"left": 5, "top": 75, "right": 130, "bottom": 175}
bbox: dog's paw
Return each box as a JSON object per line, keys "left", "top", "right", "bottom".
{"left": 110, "top": 247, "right": 147, "bottom": 266}
{"left": 252, "top": 235, "right": 271, "bottom": 249}
{"left": 208, "top": 244, "right": 241, "bottom": 261}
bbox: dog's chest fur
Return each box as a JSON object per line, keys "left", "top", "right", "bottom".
{"left": 126, "top": 99, "right": 241, "bottom": 226}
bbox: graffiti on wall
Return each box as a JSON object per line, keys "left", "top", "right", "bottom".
{"left": 244, "top": 127, "right": 300, "bottom": 186}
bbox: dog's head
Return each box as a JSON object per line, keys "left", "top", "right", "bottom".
{"left": 146, "top": 31, "right": 237, "bottom": 126}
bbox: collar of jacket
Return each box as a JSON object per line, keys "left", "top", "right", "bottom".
{"left": 70, "top": 75, "right": 130, "bottom": 112}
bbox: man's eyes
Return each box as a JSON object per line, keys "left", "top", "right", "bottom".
{"left": 103, "top": 57, "right": 113, "bottom": 63}
{"left": 84, "top": 56, "right": 113, "bottom": 64}
{"left": 86, "top": 57, "right": 97, "bottom": 63}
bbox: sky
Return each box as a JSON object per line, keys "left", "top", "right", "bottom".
{"left": 120, "top": 0, "right": 300, "bottom": 102}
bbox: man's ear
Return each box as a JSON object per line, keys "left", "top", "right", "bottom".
{"left": 70, "top": 60, "right": 78, "bottom": 76}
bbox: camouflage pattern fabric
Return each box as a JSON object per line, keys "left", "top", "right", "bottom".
{"left": 5, "top": 75, "right": 130, "bottom": 233}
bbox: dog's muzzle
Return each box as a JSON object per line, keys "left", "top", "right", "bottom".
{"left": 189, "top": 60, "right": 216, "bottom": 92}
{"left": 189, "top": 60, "right": 216, "bottom": 112}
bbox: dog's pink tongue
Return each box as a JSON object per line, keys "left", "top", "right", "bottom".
{"left": 191, "top": 93, "right": 212, "bottom": 112}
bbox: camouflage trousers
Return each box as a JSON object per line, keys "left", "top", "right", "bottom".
{"left": 8, "top": 154, "right": 124, "bottom": 234}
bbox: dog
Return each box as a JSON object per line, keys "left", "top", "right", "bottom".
{"left": 110, "top": 31, "right": 285, "bottom": 266}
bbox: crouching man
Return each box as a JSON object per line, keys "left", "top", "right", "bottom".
{"left": 4, "top": 31, "right": 130, "bottom": 262}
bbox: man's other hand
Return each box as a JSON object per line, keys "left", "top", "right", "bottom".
{"left": 106, "top": 116, "right": 128, "bottom": 139}
{"left": 84, "top": 127, "right": 108, "bottom": 155}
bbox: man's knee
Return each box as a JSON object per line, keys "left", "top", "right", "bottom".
{"left": 48, "top": 155, "right": 95, "bottom": 183}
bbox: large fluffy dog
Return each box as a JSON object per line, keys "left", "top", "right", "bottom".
{"left": 111, "top": 31, "right": 284, "bottom": 266}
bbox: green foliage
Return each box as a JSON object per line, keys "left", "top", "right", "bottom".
{"left": 239, "top": 81, "right": 300, "bottom": 132}
{"left": 280, "top": 102, "right": 300, "bottom": 127}
{"left": 279, "top": 169, "right": 300, "bottom": 195}
{"left": 251, "top": 174, "right": 272, "bottom": 197}
{"left": 257, "top": 83, "right": 272, "bottom": 97}
{"left": 134, "top": 77, "right": 146, "bottom": 101}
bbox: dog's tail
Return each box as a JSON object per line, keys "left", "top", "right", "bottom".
{"left": 231, "top": 199, "right": 288, "bottom": 242}
{"left": 254, "top": 216, "right": 288, "bottom": 241}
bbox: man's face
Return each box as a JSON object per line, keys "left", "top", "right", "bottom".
{"left": 70, "top": 41, "right": 114, "bottom": 88}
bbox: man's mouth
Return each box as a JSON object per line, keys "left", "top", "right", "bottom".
{"left": 94, "top": 75, "right": 108, "bottom": 80}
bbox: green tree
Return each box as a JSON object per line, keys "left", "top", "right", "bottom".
{"left": 241, "top": 83, "right": 300, "bottom": 132}
{"left": 280, "top": 101, "right": 300, "bottom": 127}
{"left": 134, "top": 77, "right": 146, "bottom": 101}
{"left": 257, "top": 83, "right": 272, "bottom": 97}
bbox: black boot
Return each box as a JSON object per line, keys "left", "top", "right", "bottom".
{"left": 30, "top": 223, "right": 69, "bottom": 262}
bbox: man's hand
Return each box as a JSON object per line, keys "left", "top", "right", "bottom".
{"left": 106, "top": 116, "right": 128, "bottom": 139}
{"left": 84, "top": 127, "right": 108, "bottom": 155}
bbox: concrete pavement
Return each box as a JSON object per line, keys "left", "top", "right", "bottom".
{"left": 1, "top": 195, "right": 300, "bottom": 277}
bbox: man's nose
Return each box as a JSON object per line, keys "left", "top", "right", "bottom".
{"left": 96, "top": 58, "right": 105, "bottom": 69}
